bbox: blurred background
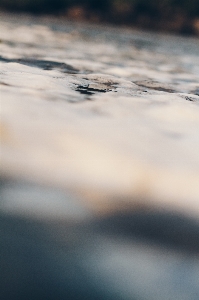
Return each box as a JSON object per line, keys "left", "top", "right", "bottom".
{"left": 0, "top": 0, "right": 199, "bottom": 35}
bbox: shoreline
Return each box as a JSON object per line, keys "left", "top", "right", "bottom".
{"left": 0, "top": 7, "right": 199, "bottom": 36}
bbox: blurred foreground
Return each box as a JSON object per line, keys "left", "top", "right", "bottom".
{"left": 1, "top": 12, "right": 199, "bottom": 300}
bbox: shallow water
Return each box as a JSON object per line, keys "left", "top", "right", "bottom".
{"left": 1, "top": 13, "right": 199, "bottom": 210}
{"left": 1, "top": 13, "right": 199, "bottom": 299}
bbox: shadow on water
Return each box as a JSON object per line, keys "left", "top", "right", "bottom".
{"left": 1, "top": 178, "right": 199, "bottom": 299}
{"left": 95, "top": 210, "right": 199, "bottom": 254}
{"left": 0, "top": 55, "right": 80, "bottom": 74}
